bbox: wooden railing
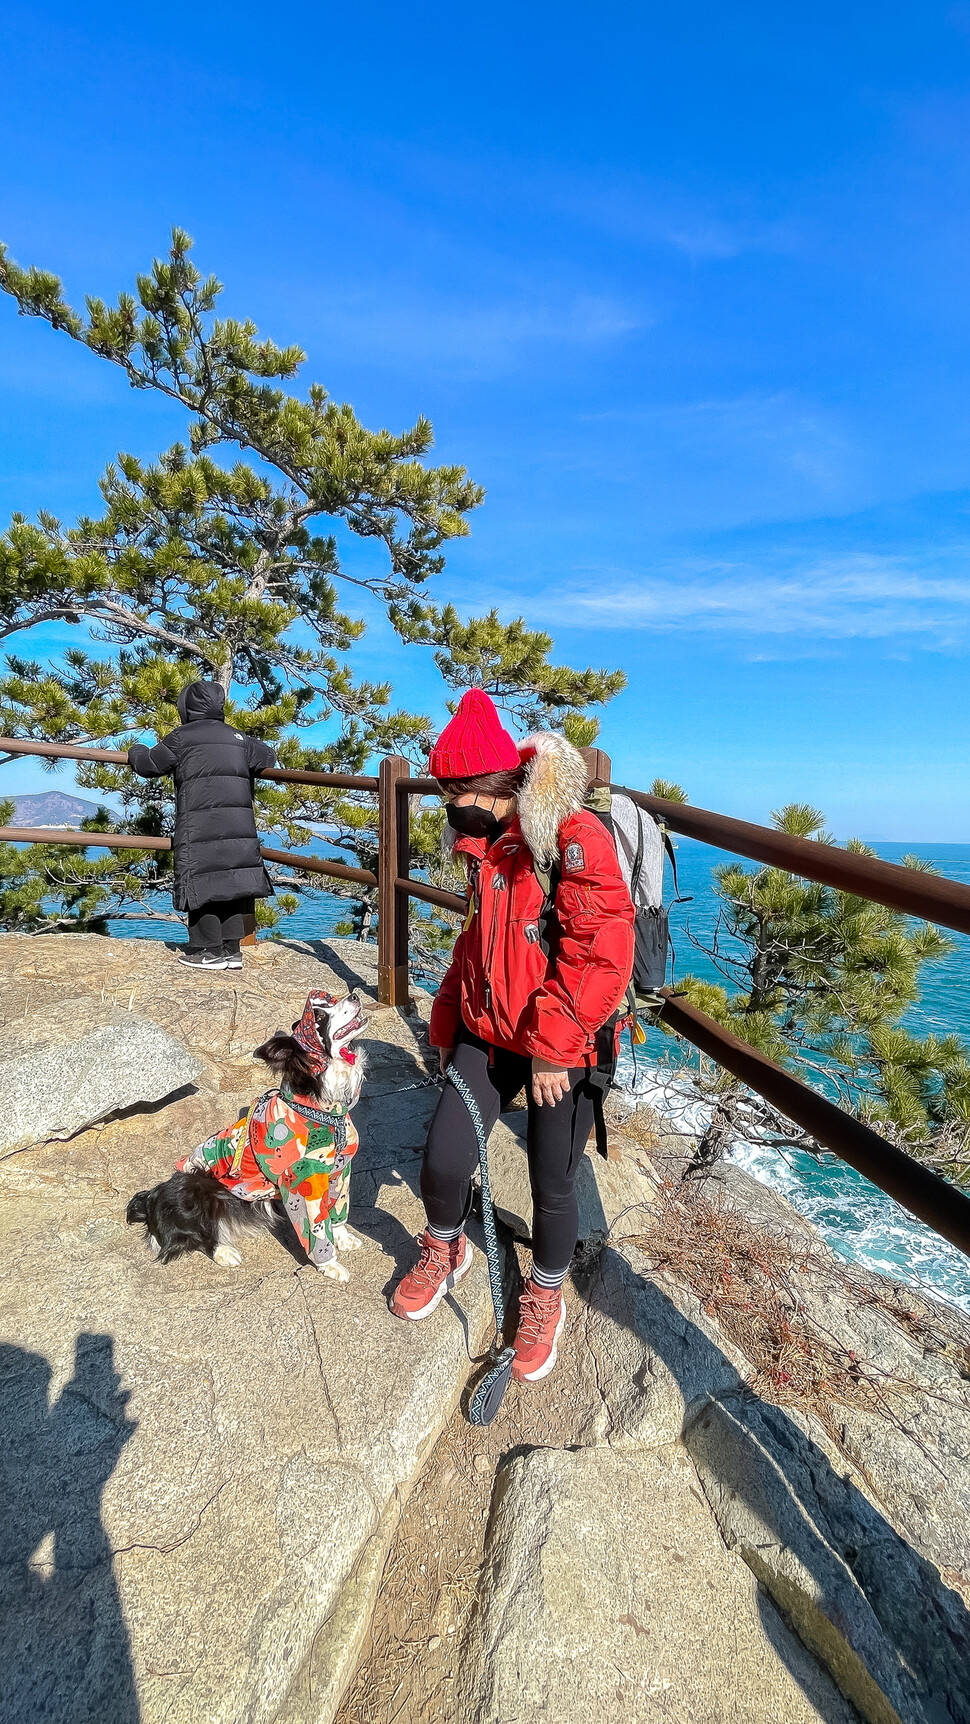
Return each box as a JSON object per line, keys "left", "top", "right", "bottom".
{"left": 1, "top": 734, "right": 970, "bottom": 1259}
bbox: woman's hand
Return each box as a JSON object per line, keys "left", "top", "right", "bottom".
{"left": 532, "top": 1058, "right": 571, "bottom": 1107}
{"left": 437, "top": 1046, "right": 455, "bottom": 1075}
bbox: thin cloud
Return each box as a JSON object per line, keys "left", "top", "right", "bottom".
{"left": 291, "top": 285, "right": 646, "bottom": 379}
{"left": 530, "top": 554, "right": 970, "bottom": 642}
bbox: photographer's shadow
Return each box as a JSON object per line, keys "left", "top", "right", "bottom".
{"left": 0, "top": 1333, "right": 139, "bottom": 1724}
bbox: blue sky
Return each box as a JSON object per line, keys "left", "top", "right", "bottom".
{"left": 2, "top": 1, "right": 970, "bottom": 837}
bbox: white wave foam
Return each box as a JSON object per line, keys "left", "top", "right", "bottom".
{"left": 616, "top": 1051, "right": 970, "bottom": 1317}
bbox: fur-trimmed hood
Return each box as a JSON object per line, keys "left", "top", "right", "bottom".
{"left": 442, "top": 730, "right": 588, "bottom": 873}
{"left": 516, "top": 732, "right": 588, "bottom": 871}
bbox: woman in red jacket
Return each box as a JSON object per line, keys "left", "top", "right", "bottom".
{"left": 390, "top": 690, "right": 635, "bottom": 1383}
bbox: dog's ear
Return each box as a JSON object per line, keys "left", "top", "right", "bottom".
{"left": 253, "top": 1033, "right": 321, "bottom": 1097}
{"left": 253, "top": 1032, "right": 303, "bottom": 1070}
{"left": 126, "top": 1190, "right": 149, "bottom": 1226}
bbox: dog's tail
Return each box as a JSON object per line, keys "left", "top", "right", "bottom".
{"left": 126, "top": 1190, "right": 150, "bottom": 1226}
{"left": 253, "top": 1033, "right": 321, "bottom": 1098}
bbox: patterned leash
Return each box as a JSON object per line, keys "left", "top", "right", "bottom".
{"left": 445, "top": 1065, "right": 516, "bottom": 1426}
{"left": 363, "top": 1071, "right": 444, "bottom": 1100}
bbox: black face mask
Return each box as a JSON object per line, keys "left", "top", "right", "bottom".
{"left": 445, "top": 801, "right": 506, "bottom": 842}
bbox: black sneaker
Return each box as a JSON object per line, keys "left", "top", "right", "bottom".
{"left": 222, "top": 950, "right": 243, "bottom": 971}
{"left": 177, "top": 949, "right": 227, "bottom": 970}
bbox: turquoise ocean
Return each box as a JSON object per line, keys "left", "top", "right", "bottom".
{"left": 106, "top": 835, "right": 970, "bottom": 1315}
{"left": 618, "top": 838, "right": 970, "bottom": 1318}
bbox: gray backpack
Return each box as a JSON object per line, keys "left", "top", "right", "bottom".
{"left": 595, "top": 786, "right": 682, "bottom": 1002}
{"left": 536, "top": 784, "right": 684, "bottom": 1007}
{"left": 534, "top": 786, "right": 683, "bottom": 1155}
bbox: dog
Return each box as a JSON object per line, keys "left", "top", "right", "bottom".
{"left": 127, "top": 989, "right": 367, "bottom": 1282}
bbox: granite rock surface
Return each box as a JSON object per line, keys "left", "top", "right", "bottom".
{"left": 1, "top": 933, "right": 968, "bottom": 1724}
{"left": 0, "top": 1001, "right": 203, "bottom": 1152}
{"left": 459, "top": 1444, "right": 861, "bottom": 1724}
{"left": 0, "top": 934, "right": 491, "bottom": 1724}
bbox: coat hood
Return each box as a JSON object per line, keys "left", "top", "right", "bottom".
{"left": 177, "top": 680, "right": 226, "bottom": 723}
{"left": 516, "top": 731, "right": 588, "bottom": 871}
{"left": 440, "top": 730, "right": 589, "bottom": 872}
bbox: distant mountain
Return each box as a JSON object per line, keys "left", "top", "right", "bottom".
{"left": 10, "top": 791, "right": 104, "bottom": 828}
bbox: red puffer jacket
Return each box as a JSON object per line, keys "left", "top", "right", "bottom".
{"left": 429, "top": 735, "right": 635, "bottom": 1066}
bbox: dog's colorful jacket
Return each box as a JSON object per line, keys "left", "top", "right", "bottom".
{"left": 178, "top": 1086, "right": 359, "bottom": 1268}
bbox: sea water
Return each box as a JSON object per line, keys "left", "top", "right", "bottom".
{"left": 618, "top": 837, "right": 970, "bottom": 1316}
{"left": 106, "top": 835, "right": 970, "bottom": 1314}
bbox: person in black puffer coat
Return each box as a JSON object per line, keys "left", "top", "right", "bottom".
{"left": 127, "top": 681, "right": 276, "bottom": 971}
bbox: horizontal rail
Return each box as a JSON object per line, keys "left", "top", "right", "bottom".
{"left": 0, "top": 738, "right": 129, "bottom": 766}
{"left": 8, "top": 737, "right": 969, "bottom": 930}
{"left": 620, "top": 786, "right": 970, "bottom": 938}
{"left": 261, "top": 767, "right": 378, "bottom": 790}
{"left": 658, "top": 989, "right": 970, "bottom": 1259}
{"left": 397, "top": 876, "right": 467, "bottom": 914}
{"left": 0, "top": 735, "right": 378, "bottom": 791}
{"left": 0, "top": 827, "right": 378, "bottom": 888}
{"left": 0, "top": 826, "right": 171, "bottom": 850}
{"left": 259, "top": 846, "right": 376, "bottom": 887}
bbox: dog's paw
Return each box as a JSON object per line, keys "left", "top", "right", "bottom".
{"left": 331, "top": 1224, "right": 363, "bottom": 1253}
{"left": 213, "top": 1243, "right": 242, "bottom": 1269}
{"left": 319, "top": 1257, "right": 351, "bottom": 1283}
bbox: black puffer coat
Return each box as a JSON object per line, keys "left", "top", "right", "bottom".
{"left": 127, "top": 681, "right": 276, "bottom": 912}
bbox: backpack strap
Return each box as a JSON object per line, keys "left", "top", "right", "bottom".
{"left": 662, "top": 828, "right": 691, "bottom": 904}
{"left": 532, "top": 806, "right": 623, "bottom": 1155}
{"left": 536, "top": 861, "right": 562, "bottom": 960}
{"left": 533, "top": 860, "right": 554, "bottom": 899}
{"left": 592, "top": 1085, "right": 609, "bottom": 1158}
{"left": 586, "top": 1012, "right": 622, "bottom": 1156}
{"left": 630, "top": 802, "right": 645, "bottom": 900}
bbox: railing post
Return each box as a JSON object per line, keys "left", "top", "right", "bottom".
{"left": 378, "top": 754, "right": 411, "bottom": 1007}
{"left": 581, "top": 746, "right": 612, "bottom": 785}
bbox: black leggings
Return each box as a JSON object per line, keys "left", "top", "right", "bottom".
{"left": 186, "top": 896, "right": 254, "bottom": 955}
{"left": 421, "top": 1030, "right": 597, "bottom": 1277}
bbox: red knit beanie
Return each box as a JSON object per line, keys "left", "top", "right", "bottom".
{"left": 428, "top": 689, "right": 520, "bottom": 779}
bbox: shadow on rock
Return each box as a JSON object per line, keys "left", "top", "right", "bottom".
{"left": 576, "top": 1242, "right": 970, "bottom": 1724}
{"left": 281, "top": 939, "right": 378, "bottom": 1000}
{"left": 0, "top": 1332, "right": 139, "bottom": 1724}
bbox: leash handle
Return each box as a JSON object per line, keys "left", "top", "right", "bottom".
{"left": 446, "top": 1065, "right": 507, "bottom": 1341}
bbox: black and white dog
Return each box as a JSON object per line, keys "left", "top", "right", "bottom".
{"left": 127, "top": 990, "right": 367, "bottom": 1280}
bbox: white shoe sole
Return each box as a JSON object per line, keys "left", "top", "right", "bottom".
{"left": 392, "top": 1239, "right": 474, "bottom": 1320}
{"left": 515, "top": 1294, "right": 567, "bottom": 1381}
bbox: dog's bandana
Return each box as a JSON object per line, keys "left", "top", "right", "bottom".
{"left": 178, "top": 1086, "right": 360, "bottom": 1267}
{"left": 291, "top": 990, "right": 358, "bottom": 1070}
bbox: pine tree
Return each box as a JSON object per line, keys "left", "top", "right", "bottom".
{"left": 0, "top": 230, "right": 625, "bottom": 932}
{"left": 670, "top": 801, "right": 970, "bottom": 1185}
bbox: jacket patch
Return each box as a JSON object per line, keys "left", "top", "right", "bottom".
{"left": 564, "top": 841, "right": 586, "bottom": 872}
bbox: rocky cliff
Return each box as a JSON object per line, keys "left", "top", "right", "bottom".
{"left": 0, "top": 933, "right": 966, "bottom": 1724}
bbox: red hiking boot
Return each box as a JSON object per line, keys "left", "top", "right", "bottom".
{"left": 389, "top": 1230, "right": 474, "bottom": 1321}
{"left": 512, "top": 1279, "right": 567, "bottom": 1382}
